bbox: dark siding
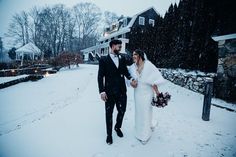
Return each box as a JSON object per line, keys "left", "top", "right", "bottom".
{"left": 133, "top": 8, "right": 158, "bottom": 28}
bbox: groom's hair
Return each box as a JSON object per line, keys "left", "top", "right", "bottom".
{"left": 109, "top": 39, "right": 122, "bottom": 48}
{"left": 134, "top": 49, "right": 145, "bottom": 61}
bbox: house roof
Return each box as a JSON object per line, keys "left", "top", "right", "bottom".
{"left": 16, "top": 42, "right": 41, "bottom": 55}
{"left": 99, "top": 6, "right": 159, "bottom": 42}
{"left": 127, "top": 6, "right": 159, "bottom": 28}
{"left": 212, "top": 33, "right": 236, "bottom": 41}
{"left": 81, "top": 38, "right": 129, "bottom": 53}
{"left": 99, "top": 28, "right": 131, "bottom": 41}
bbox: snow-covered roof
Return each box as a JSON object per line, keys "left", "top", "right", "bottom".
{"left": 16, "top": 42, "right": 41, "bottom": 55}
{"left": 99, "top": 28, "right": 131, "bottom": 41}
{"left": 212, "top": 33, "right": 236, "bottom": 41}
{"left": 81, "top": 38, "right": 129, "bottom": 53}
{"left": 81, "top": 44, "right": 107, "bottom": 53}
{"left": 99, "top": 7, "right": 158, "bottom": 42}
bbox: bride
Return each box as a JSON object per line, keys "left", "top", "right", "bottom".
{"left": 129, "top": 49, "right": 165, "bottom": 144}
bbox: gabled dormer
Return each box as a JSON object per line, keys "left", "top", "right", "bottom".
{"left": 100, "top": 7, "right": 159, "bottom": 42}
{"left": 129, "top": 7, "right": 159, "bottom": 28}
{"left": 103, "top": 16, "right": 132, "bottom": 37}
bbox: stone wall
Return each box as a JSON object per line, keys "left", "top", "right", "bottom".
{"left": 159, "top": 68, "right": 216, "bottom": 94}
{"left": 214, "top": 38, "right": 236, "bottom": 102}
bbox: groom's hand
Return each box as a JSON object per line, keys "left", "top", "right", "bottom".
{"left": 100, "top": 92, "right": 108, "bottom": 102}
{"left": 130, "top": 80, "right": 138, "bottom": 88}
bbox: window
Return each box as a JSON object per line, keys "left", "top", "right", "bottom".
{"left": 105, "top": 48, "right": 107, "bottom": 54}
{"left": 139, "top": 16, "right": 145, "bottom": 25}
{"left": 149, "top": 19, "right": 155, "bottom": 27}
{"left": 123, "top": 18, "right": 127, "bottom": 27}
{"left": 122, "top": 34, "right": 126, "bottom": 38}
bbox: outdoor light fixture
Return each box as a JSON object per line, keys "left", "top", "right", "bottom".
{"left": 45, "top": 71, "right": 49, "bottom": 77}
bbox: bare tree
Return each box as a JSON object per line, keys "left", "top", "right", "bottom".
{"left": 6, "top": 11, "right": 30, "bottom": 46}
{"left": 65, "top": 9, "right": 77, "bottom": 52}
{"left": 54, "top": 4, "right": 71, "bottom": 54}
{"left": 28, "top": 6, "right": 52, "bottom": 57}
{"left": 22, "top": 11, "right": 29, "bottom": 44}
{"left": 29, "top": 5, "right": 72, "bottom": 57}
{"left": 73, "top": 2, "right": 102, "bottom": 49}
{"left": 5, "top": 2, "right": 102, "bottom": 58}
{"left": 29, "top": 7, "right": 41, "bottom": 46}
{"left": 104, "top": 11, "right": 119, "bottom": 27}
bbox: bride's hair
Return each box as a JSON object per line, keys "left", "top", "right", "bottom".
{"left": 134, "top": 49, "right": 146, "bottom": 61}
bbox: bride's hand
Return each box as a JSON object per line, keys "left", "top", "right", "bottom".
{"left": 152, "top": 84, "right": 160, "bottom": 95}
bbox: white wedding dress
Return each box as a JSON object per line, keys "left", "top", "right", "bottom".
{"left": 129, "top": 60, "right": 165, "bottom": 142}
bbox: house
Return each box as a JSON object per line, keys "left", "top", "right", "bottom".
{"left": 81, "top": 7, "right": 159, "bottom": 62}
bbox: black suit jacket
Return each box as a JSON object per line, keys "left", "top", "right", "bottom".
{"left": 97, "top": 54, "right": 132, "bottom": 96}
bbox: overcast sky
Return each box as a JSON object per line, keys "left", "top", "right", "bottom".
{"left": 0, "top": 0, "right": 179, "bottom": 45}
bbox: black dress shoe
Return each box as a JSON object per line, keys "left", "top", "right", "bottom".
{"left": 115, "top": 128, "right": 123, "bottom": 137}
{"left": 106, "top": 135, "right": 113, "bottom": 145}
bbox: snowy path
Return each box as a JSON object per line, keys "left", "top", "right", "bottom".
{"left": 0, "top": 64, "right": 235, "bottom": 157}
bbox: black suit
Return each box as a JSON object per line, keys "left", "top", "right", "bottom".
{"left": 98, "top": 54, "right": 132, "bottom": 136}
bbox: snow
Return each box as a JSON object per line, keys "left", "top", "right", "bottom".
{"left": 99, "top": 28, "right": 131, "bottom": 41}
{"left": 15, "top": 42, "right": 41, "bottom": 55}
{"left": 0, "top": 75, "right": 29, "bottom": 84}
{"left": 161, "top": 68, "right": 216, "bottom": 77}
{"left": 212, "top": 98, "right": 236, "bottom": 111}
{"left": 0, "top": 64, "right": 236, "bottom": 157}
{"left": 212, "top": 33, "right": 236, "bottom": 41}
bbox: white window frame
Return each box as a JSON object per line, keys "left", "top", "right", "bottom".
{"left": 139, "top": 16, "right": 145, "bottom": 25}
{"left": 123, "top": 18, "right": 127, "bottom": 27}
{"left": 104, "top": 47, "right": 108, "bottom": 55}
{"left": 149, "top": 19, "right": 155, "bottom": 27}
{"left": 122, "top": 33, "right": 126, "bottom": 38}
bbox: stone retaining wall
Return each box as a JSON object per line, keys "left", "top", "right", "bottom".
{"left": 159, "top": 69, "right": 216, "bottom": 94}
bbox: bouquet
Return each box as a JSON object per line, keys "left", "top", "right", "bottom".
{"left": 151, "top": 92, "right": 171, "bottom": 108}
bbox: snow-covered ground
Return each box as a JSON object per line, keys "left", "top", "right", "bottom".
{"left": 0, "top": 64, "right": 235, "bottom": 157}
{"left": 0, "top": 75, "right": 29, "bottom": 84}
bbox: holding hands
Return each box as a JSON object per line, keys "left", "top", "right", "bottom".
{"left": 130, "top": 79, "right": 138, "bottom": 88}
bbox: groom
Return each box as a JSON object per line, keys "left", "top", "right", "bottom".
{"left": 98, "top": 39, "right": 137, "bottom": 145}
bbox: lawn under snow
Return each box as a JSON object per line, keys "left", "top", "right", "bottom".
{"left": 0, "top": 64, "right": 235, "bottom": 157}
{"left": 0, "top": 75, "right": 29, "bottom": 84}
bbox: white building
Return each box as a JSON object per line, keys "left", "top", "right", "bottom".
{"left": 15, "top": 42, "right": 42, "bottom": 66}
{"left": 81, "top": 7, "right": 159, "bottom": 62}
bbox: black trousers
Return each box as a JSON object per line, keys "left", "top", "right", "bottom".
{"left": 105, "top": 93, "right": 127, "bottom": 136}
